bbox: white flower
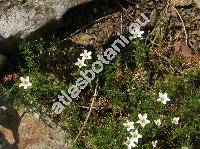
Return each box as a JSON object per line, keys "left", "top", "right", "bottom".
{"left": 19, "top": 76, "right": 32, "bottom": 89}
{"left": 123, "top": 120, "right": 135, "bottom": 131}
{"left": 75, "top": 58, "right": 86, "bottom": 68}
{"left": 80, "top": 50, "right": 92, "bottom": 60}
{"left": 172, "top": 117, "right": 180, "bottom": 125}
{"left": 136, "top": 113, "right": 150, "bottom": 128}
{"left": 152, "top": 140, "right": 158, "bottom": 148}
{"left": 181, "top": 147, "right": 188, "bottom": 149}
{"left": 157, "top": 92, "right": 170, "bottom": 104}
{"left": 124, "top": 137, "right": 137, "bottom": 149}
{"left": 130, "top": 129, "right": 142, "bottom": 143}
{"left": 130, "top": 26, "right": 144, "bottom": 38}
{"left": 154, "top": 118, "right": 161, "bottom": 126}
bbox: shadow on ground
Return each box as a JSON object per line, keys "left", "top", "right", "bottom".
{"left": 0, "top": 0, "right": 122, "bottom": 78}
{"left": 0, "top": 94, "right": 25, "bottom": 149}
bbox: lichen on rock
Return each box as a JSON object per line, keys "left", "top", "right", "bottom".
{"left": 0, "top": 0, "right": 92, "bottom": 39}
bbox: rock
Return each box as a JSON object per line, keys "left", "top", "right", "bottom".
{"left": 194, "top": 0, "right": 200, "bottom": 9}
{"left": 174, "top": 42, "right": 200, "bottom": 66}
{"left": 0, "top": 0, "right": 93, "bottom": 54}
{"left": 0, "top": 106, "right": 69, "bottom": 149}
{"left": 171, "top": 0, "right": 193, "bottom": 6}
{"left": 0, "top": 100, "right": 21, "bottom": 149}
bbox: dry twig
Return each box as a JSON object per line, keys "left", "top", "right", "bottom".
{"left": 172, "top": 6, "right": 188, "bottom": 45}
{"left": 72, "top": 78, "right": 99, "bottom": 145}
{"left": 81, "top": 106, "right": 98, "bottom": 109}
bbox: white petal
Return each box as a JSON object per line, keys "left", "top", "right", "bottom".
{"left": 135, "top": 129, "right": 138, "bottom": 134}
{"left": 163, "top": 93, "right": 168, "bottom": 98}
{"left": 157, "top": 98, "right": 161, "bottom": 101}
{"left": 123, "top": 123, "right": 127, "bottom": 127}
{"left": 159, "top": 92, "right": 163, "bottom": 97}
{"left": 130, "top": 131, "right": 134, "bottom": 136}
{"left": 25, "top": 76, "right": 30, "bottom": 81}
{"left": 141, "top": 123, "right": 145, "bottom": 128}
{"left": 136, "top": 120, "right": 141, "bottom": 124}
{"left": 143, "top": 113, "right": 147, "bottom": 119}
{"left": 138, "top": 134, "right": 142, "bottom": 138}
{"left": 131, "top": 137, "right": 139, "bottom": 143}
{"left": 165, "top": 97, "right": 170, "bottom": 101}
{"left": 20, "top": 77, "right": 24, "bottom": 81}
{"left": 19, "top": 83, "right": 23, "bottom": 87}
{"left": 27, "top": 82, "right": 32, "bottom": 87}
{"left": 127, "top": 127, "right": 131, "bottom": 131}
{"left": 138, "top": 114, "right": 142, "bottom": 119}
{"left": 146, "top": 120, "right": 150, "bottom": 124}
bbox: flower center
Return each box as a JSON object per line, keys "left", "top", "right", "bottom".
{"left": 141, "top": 119, "right": 146, "bottom": 124}
{"left": 161, "top": 97, "right": 164, "bottom": 101}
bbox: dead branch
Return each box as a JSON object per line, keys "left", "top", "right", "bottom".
{"left": 72, "top": 78, "right": 99, "bottom": 145}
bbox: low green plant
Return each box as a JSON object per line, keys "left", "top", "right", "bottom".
{"left": 1, "top": 36, "right": 199, "bottom": 149}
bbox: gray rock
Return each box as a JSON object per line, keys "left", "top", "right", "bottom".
{"left": 0, "top": 0, "right": 92, "bottom": 54}
{"left": 194, "top": 0, "right": 200, "bottom": 9}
